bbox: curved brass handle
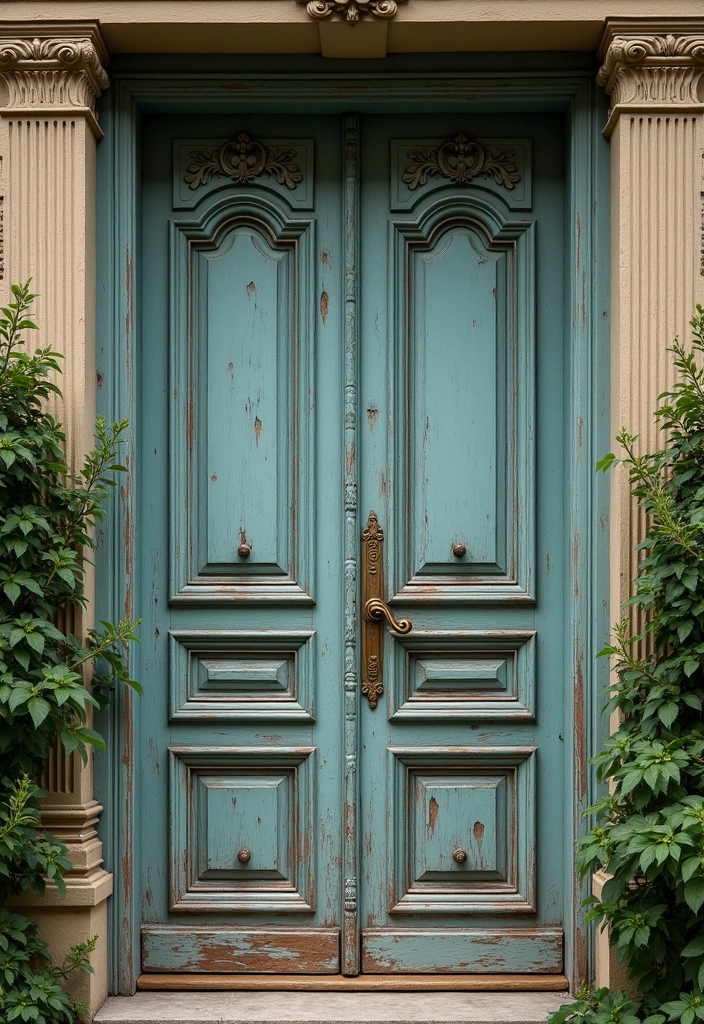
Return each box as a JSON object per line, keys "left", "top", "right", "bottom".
{"left": 361, "top": 512, "right": 413, "bottom": 710}
{"left": 364, "top": 597, "right": 412, "bottom": 635}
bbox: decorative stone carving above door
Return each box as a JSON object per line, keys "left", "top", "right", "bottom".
{"left": 297, "top": 0, "right": 407, "bottom": 22}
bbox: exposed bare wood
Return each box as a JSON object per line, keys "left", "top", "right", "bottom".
{"left": 137, "top": 973, "right": 570, "bottom": 992}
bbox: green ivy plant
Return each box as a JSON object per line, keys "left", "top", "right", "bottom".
{"left": 550, "top": 308, "right": 704, "bottom": 1024}
{"left": 0, "top": 282, "right": 141, "bottom": 1022}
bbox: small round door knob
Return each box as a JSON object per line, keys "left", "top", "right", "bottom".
{"left": 237, "top": 848, "right": 251, "bottom": 864}
{"left": 237, "top": 543, "right": 251, "bottom": 559}
{"left": 452, "top": 543, "right": 467, "bottom": 558}
{"left": 453, "top": 848, "right": 467, "bottom": 864}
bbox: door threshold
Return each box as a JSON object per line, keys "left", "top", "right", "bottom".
{"left": 137, "top": 974, "right": 569, "bottom": 992}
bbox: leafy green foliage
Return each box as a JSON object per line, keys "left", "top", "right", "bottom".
{"left": 0, "top": 282, "right": 141, "bottom": 1021}
{"left": 549, "top": 308, "right": 704, "bottom": 1023}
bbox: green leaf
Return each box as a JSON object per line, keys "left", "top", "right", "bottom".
{"left": 55, "top": 567, "right": 75, "bottom": 588}
{"left": 679, "top": 621, "right": 695, "bottom": 643}
{"left": 681, "top": 856, "right": 703, "bottom": 882}
{"left": 597, "top": 452, "right": 617, "bottom": 473}
{"left": 685, "top": 876, "right": 704, "bottom": 913}
{"left": 659, "top": 702, "right": 679, "bottom": 728}
{"left": 26, "top": 696, "right": 50, "bottom": 729}
{"left": 24, "top": 633, "right": 44, "bottom": 656}
{"left": 682, "top": 934, "right": 704, "bottom": 957}
{"left": 2, "top": 582, "right": 20, "bottom": 605}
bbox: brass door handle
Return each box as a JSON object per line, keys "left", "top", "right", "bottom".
{"left": 364, "top": 598, "right": 412, "bottom": 635}
{"left": 361, "top": 512, "right": 413, "bottom": 709}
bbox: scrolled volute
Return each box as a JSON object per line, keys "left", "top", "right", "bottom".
{"left": 297, "top": 0, "right": 406, "bottom": 22}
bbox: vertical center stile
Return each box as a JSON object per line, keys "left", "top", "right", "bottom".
{"left": 342, "top": 111, "right": 361, "bottom": 976}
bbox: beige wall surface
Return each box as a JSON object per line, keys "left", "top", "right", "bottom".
{"left": 2, "top": 1, "right": 704, "bottom": 54}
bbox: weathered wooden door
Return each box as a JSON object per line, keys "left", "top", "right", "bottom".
{"left": 138, "top": 109, "right": 567, "bottom": 978}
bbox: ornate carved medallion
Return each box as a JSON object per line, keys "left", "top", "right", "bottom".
{"left": 185, "top": 132, "right": 302, "bottom": 191}
{"left": 298, "top": 0, "right": 406, "bottom": 23}
{"left": 403, "top": 134, "right": 521, "bottom": 192}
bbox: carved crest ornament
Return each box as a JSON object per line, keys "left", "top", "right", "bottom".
{"left": 298, "top": 0, "right": 406, "bottom": 22}
{"left": 185, "top": 132, "right": 302, "bottom": 191}
{"left": 403, "top": 134, "right": 521, "bottom": 192}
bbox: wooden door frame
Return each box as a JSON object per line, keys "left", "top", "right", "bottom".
{"left": 94, "top": 54, "right": 611, "bottom": 995}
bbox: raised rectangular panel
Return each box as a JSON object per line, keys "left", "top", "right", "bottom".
{"left": 196, "top": 774, "right": 286, "bottom": 882}
{"left": 142, "top": 927, "right": 339, "bottom": 973}
{"left": 169, "top": 206, "right": 315, "bottom": 604}
{"left": 361, "top": 927, "right": 562, "bottom": 974}
{"left": 169, "top": 630, "right": 314, "bottom": 721}
{"left": 389, "top": 138, "right": 532, "bottom": 212}
{"left": 413, "top": 774, "right": 508, "bottom": 883}
{"left": 391, "top": 630, "right": 535, "bottom": 720}
{"left": 389, "top": 213, "right": 535, "bottom": 603}
{"left": 388, "top": 747, "right": 536, "bottom": 913}
{"left": 168, "top": 747, "right": 315, "bottom": 912}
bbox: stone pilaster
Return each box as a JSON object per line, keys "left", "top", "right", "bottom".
{"left": 0, "top": 22, "right": 111, "bottom": 1015}
{"left": 596, "top": 17, "right": 704, "bottom": 990}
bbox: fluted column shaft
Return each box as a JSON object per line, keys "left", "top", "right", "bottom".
{"left": 0, "top": 22, "right": 111, "bottom": 1014}
{"left": 595, "top": 17, "right": 704, "bottom": 990}
{"left": 599, "top": 23, "right": 704, "bottom": 624}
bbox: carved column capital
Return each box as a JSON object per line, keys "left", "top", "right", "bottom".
{"left": 598, "top": 20, "right": 704, "bottom": 135}
{"left": 0, "top": 22, "right": 108, "bottom": 137}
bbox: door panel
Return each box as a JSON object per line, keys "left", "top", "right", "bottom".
{"left": 142, "top": 927, "right": 340, "bottom": 974}
{"left": 359, "top": 114, "right": 566, "bottom": 974}
{"left": 360, "top": 928, "right": 562, "bottom": 974}
{"left": 139, "top": 113, "right": 345, "bottom": 973}
{"left": 168, "top": 630, "right": 315, "bottom": 721}
{"left": 169, "top": 154, "right": 317, "bottom": 603}
{"left": 389, "top": 631, "right": 536, "bottom": 721}
{"left": 138, "top": 109, "right": 568, "bottom": 977}
{"left": 387, "top": 747, "right": 536, "bottom": 914}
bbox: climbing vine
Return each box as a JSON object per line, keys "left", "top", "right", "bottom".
{"left": 0, "top": 282, "right": 140, "bottom": 1022}
{"left": 551, "top": 308, "right": 704, "bottom": 1024}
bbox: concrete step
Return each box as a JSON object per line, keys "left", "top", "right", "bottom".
{"left": 95, "top": 991, "right": 573, "bottom": 1024}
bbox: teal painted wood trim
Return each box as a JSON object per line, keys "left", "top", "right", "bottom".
{"left": 562, "top": 78, "right": 611, "bottom": 988}
{"left": 95, "top": 76, "right": 142, "bottom": 996}
{"left": 342, "top": 112, "right": 361, "bottom": 976}
{"left": 95, "top": 65, "right": 610, "bottom": 993}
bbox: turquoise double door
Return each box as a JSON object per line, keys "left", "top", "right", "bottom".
{"left": 138, "top": 109, "right": 567, "bottom": 977}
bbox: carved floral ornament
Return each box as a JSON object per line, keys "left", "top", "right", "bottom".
{"left": 185, "top": 132, "right": 302, "bottom": 191}
{"left": 597, "top": 33, "right": 704, "bottom": 107}
{"left": 298, "top": 0, "right": 406, "bottom": 23}
{"left": 403, "top": 134, "right": 520, "bottom": 192}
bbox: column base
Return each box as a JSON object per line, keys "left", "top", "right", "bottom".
{"left": 11, "top": 870, "right": 113, "bottom": 1018}
{"left": 592, "top": 870, "right": 635, "bottom": 993}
